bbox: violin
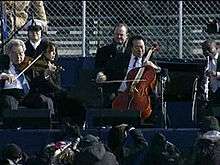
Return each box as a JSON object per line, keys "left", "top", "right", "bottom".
{"left": 18, "top": 55, "right": 64, "bottom": 72}
{"left": 18, "top": 56, "right": 48, "bottom": 71}
{"left": 16, "top": 54, "right": 64, "bottom": 80}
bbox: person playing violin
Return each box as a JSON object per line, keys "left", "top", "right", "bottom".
{"left": 28, "top": 41, "right": 86, "bottom": 125}
{"left": 0, "top": 39, "right": 54, "bottom": 118}
{"left": 28, "top": 41, "right": 64, "bottom": 97}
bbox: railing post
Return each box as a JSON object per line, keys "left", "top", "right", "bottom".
{"left": 82, "top": 1, "right": 86, "bottom": 57}
{"left": 179, "top": 1, "right": 183, "bottom": 58}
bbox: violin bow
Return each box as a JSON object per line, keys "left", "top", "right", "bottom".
{"left": 95, "top": 79, "right": 149, "bottom": 84}
{"left": 15, "top": 53, "right": 43, "bottom": 79}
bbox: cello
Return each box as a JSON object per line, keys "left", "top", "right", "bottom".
{"left": 112, "top": 44, "right": 159, "bottom": 121}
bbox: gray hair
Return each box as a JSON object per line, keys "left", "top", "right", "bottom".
{"left": 113, "top": 22, "right": 129, "bottom": 34}
{"left": 5, "top": 39, "right": 26, "bottom": 55}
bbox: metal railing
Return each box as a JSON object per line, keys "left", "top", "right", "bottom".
{"left": 1, "top": 1, "right": 220, "bottom": 59}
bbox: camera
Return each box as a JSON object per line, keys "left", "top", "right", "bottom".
{"left": 206, "top": 19, "right": 220, "bottom": 34}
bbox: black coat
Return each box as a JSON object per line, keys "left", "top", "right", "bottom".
{"left": 25, "top": 38, "right": 48, "bottom": 58}
{"left": 75, "top": 142, "right": 119, "bottom": 165}
{"left": 95, "top": 42, "right": 131, "bottom": 107}
{"left": 112, "top": 128, "right": 148, "bottom": 165}
{"left": 95, "top": 42, "right": 131, "bottom": 82}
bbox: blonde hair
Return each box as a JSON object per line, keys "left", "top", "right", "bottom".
{"left": 5, "top": 39, "right": 26, "bottom": 55}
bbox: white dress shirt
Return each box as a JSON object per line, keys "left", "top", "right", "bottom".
{"left": 118, "top": 54, "right": 142, "bottom": 92}
{"left": 30, "top": 39, "right": 41, "bottom": 49}
{"left": 2, "top": 64, "right": 29, "bottom": 93}
{"left": 208, "top": 52, "right": 220, "bottom": 92}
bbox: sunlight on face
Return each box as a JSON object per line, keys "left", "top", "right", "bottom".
{"left": 45, "top": 46, "right": 56, "bottom": 61}
{"left": 113, "top": 26, "right": 127, "bottom": 45}
{"left": 9, "top": 46, "right": 25, "bottom": 65}
{"left": 132, "top": 39, "right": 145, "bottom": 58}
{"left": 28, "top": 30, "right": 42, "bottom": 43}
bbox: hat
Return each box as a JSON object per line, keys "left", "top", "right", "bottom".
{"left": 28, "top": 20, "right": 42, "bottom": 31}
{"left": 25, "top": 19, "right": 47, "bottom": 32}
{"left": 2, "top": 143, "right": 22, "bottom": 160}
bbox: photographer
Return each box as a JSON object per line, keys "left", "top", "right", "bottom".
{"left": 107, "top": 124, "right": 148, "bottom": 165}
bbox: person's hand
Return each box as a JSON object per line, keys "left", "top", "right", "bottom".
{"left": 96, "top": 72, "right": 107, "bottom": 83}
{"left": 0, "top": 73, "right": 16, "bottom": 83}
{"left": 155, "top": 66, "right": 161, "bottom": 73}
{"left": 48, "top": 61, "right": 57, "bottom": 72}
{"left": 143, "top": 61, "right": 161, "bottom": 73}
{"left": 116, "top": 123, "right": 135, "bottom": 137}
{"left": 116, "top": 123, "right": 129, "bottom": 129}
{"left": 207, "top": 70, "right": 217, "bottom": 77}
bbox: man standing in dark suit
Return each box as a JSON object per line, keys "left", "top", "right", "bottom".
{"left": 95, "top": 23, "right": 131, "bottom": 107}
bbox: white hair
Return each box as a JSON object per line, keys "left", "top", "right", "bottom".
{"left": 5, "top": 39, "right": 26, "bottom": 55}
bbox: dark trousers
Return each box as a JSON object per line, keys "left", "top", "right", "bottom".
{"left": 0, "top": 89, "right": 50, "bottom": 118}
{"left": 207, "top": 88, "right": 220, "bottom": 118}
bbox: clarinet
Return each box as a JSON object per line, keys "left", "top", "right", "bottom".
{"left": 204, "top": 56, "right": 210, "bottom": 101}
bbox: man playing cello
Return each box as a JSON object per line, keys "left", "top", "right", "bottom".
{"left": 96, "top": 35, "right": 161, "bottom": 124}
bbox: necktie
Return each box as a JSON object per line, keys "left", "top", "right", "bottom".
{"left": 133, "top": 57, "right": 138, "bottom": 68}
{"left": 14, "top": 65, "right": 30, "bottom": 95}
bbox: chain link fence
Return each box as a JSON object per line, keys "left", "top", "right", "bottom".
{"left": 1, "top": 1, "right": 220, "bottom": 59}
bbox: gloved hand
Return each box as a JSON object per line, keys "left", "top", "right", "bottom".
{"left": 96, "top": 72, "right": 107, "bottom": 83}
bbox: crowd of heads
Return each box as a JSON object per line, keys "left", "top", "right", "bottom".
{"left": 0, "top": 115, "right": 219, "bottom": 164}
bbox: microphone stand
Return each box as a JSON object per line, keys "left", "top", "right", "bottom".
{"left": 97, "top": 84, "right": 104, "bottom": 128}
{"left": 191, "top": 76, "right": 198, "bottom": 122}
{"left": 161, "top": 75, "right": 168, "bottom": 129}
